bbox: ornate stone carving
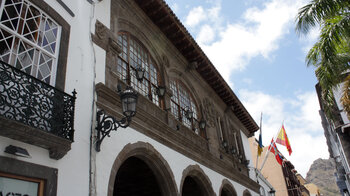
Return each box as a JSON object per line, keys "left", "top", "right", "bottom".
{"left": 108, "top": 37, "right": 122, "bottom": 55}
{"left": 202, "top": 98, "right": 218, "bottom": 128}
{"left": 162, "top": 54, "right": 169, "bottom": 68}
{"left": 95, "top": 20, "right": 108, "bottom": 40}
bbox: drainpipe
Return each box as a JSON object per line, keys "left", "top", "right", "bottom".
{"left": 88, "top": 0, "right": 99, "bottom": 195}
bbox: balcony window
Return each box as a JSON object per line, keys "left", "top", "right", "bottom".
{"left": 0, "top": 0, "right": 61, "bottom": 86}
{"left": 170, "top": 79, "right": 206, "bottom": 137}
{"left": 0, "top": 0, "right": 73, "bottom": 159}
{"left": 116, "top": 32, "right": 161, "bottom": 107}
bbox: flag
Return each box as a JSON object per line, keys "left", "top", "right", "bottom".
{"left": 276, "top": 124, "right": 292, "bottom": 155}
{"left": 269, "top": 139, "right": 283, "bottom": 165}
{"left": 258, "top": 133, "right": 263, "bottom": 156}
{"left": 257, "top": 113, "right": 263, "bottom": 156}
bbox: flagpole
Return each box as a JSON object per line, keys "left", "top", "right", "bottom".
{"left": 256, "top": 112, "right": 262, "bottom": 170}
{"left": 259, "top": 125, "right": 281, "bottom": 171}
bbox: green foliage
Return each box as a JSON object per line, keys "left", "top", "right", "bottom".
{"left": 295, "top": 0, "right": 350, "bottom": 121}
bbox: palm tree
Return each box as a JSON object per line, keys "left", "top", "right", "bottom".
{"left": 295, "top": 0, "right": 350, "bottom": 120}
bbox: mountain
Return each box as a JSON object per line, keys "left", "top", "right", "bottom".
{"left": 306, "top": 158, "right": 341, "bottom": 196}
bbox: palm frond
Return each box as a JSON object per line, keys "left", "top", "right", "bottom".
{"left": 295, "top": 0, "right": 350, "bottom": 35}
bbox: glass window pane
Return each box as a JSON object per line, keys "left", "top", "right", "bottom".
{"left": 0, "top": 0, "right": 60, "bottom": 85}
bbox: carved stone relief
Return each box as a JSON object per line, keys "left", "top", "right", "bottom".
{"left": 95, "top": 20, "right": 108, "bottom": 40}
{"left": 162, "top": 54, "right": 169, "bottom": 68}
{"left": 108, "top": 37, "right": 122, "bottom": 55}
{"left": 202, "top": 98, "right": 218, "bottom": 128}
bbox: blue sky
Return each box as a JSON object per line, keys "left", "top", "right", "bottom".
{"left": 164, "top": 0, "right": 329, "bottom": 177}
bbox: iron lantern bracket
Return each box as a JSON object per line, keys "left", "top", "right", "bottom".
{"left": 95, "top": 110, "right": 131, "bottom": 152}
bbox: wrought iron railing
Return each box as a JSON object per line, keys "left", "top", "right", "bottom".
{"left": 0, "top": 60, "right": 76, "bottom": 141}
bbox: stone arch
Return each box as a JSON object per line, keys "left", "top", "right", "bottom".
{"left": 115, "top": 20, "right": 166, "bottom": 87}
{"left": 243, "top": 189, "right": 252, "bottom": 196}
{"left": 107, "top": 142, "right": 178, "bottom": 196}
{"left": 168, "top": 68, "right": 200, "bottom": 101}
{"left": 219, "top": 179, "right": 237, "bottom": 196}
{"left": 180, "top": 165, "right": 215, "bottom": 196}
{"left": 117, "top": 18, "right": 163, "bottom": 71}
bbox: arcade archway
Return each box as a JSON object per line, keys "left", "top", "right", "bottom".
{"left": 219, "top": 179, "right": 237, "bottom": 196}
{"left": 107, "top": 142, "right": 178, "bottom": 196}
{"left": 180, "top": 165, "right": 214, "bottom": 196}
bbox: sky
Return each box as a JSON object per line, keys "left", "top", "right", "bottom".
{"left": 164, "top": 0, "right": 329, "bottom": 177}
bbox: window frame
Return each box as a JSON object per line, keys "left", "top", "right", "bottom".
{"left": 0, "top": 156, "right": 58, "bottom": 196}
{"left": 116, "top": 31, "right": 162, "bottom": 107}
{"left": 0, "top": 0, "right": 62, "bottom": 86}
{"left": 0, "top": 172, "right": 45, "bottom": 196}
{"left": 169, "top": 79, "right": 206, "bottom": 138}
{"left": 4, "top": 0, "right": 70, "bottom": 91}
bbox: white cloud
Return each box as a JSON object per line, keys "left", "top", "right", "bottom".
{"left": 185, "top": 3, "right": 222, "bottom": 29}
{"left": 242, "top": 78, "right": 253, "bottom": 85}
{"left": 185, "top": 6, "right": 206, "bottom": 28}
{"left": 239, "top": 89, "right": 328, "bottom": 177}
{"left": 197, "top": 25, "right": 216, "bottom": 45}
{"left": 185, "top": 0, "right": 307, "bottom": 85}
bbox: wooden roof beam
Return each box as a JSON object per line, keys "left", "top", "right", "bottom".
{"left": 207, "top": 75, "right": 220, "bottom": 83}
{"left": 154, "top": 14, "right": 171, "bottom": 26}
{"left": 147, "top": 4, "right": 165, "bottom": 17}
{"left": 197, "top": 65, "right": 211, "bottom": 73}
{"left": 162, "top": 23, "right": 177, "bottom": 33}
{"left": 184, "top": 52, "right": 199, "bottom": 61}
{"left": 136, "top": 0, "right": 155, "bottom": 8}
{"left": 183, "top": 50, "right": 197, "bottom": 59}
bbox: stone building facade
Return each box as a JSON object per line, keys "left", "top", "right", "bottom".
{"left": 0, "top": 0, "right": 264, "bottom": 195}
{"left": 316, "top": 83, "right": 350, "bottom": 196}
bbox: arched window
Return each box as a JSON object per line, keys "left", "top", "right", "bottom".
{"left": 170, "top": 79, "right": 205, "bottom": 137}
{"left": 116, "top": 32, "right": 161, "bottom": 106}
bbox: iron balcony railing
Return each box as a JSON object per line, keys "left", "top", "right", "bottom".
{"left": 0, "top": 60, "right": 76, "bottom": 141}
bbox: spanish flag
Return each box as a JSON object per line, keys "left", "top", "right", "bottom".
{"left": 270, "top": 139, "right": 283, "bottom": 165}
{"left": 276, "top": 124, "right": 292, "bottom": 155}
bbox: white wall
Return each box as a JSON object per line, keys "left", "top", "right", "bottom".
{"left": 95, "top": 127, "right": 259, "bottom": 196}
{"left": 0, "top": 0, "right": 95, "bottom": 195}
{"left": 241, "top": 130, "right": 257, "bottom": 181}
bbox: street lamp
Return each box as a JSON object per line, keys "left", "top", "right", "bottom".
{"left": 95, "top": 85, "right": 138, "bottom": 151}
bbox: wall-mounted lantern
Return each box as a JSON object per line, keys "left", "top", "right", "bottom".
{"left": 230, "top": 146, "right": 237, "bottom": 155}
{"left": 4, "top": 145, "right": 31, "bottom": 158}
{"left": 269, "top": 189, "right": 276, "bottom": 196}
{"left": 185, "top": 108, "right": 206, "bottom": 130}
{"left": 185, "top": 108, "right": 194, "bottom": 120}
{"left": 135, "top": 65, "right": 145, "bottom": 82}
{"left": 222, "top": 140, "right": 228, "bottom": 148}
{"left": 155, "top": 86, "right": 166, "bottom": 97}
{"left": 198, "top": 119, "right": 206, "bottom": 130}
{"left": 95, "top": 85, "right": 138, "bottom": 151}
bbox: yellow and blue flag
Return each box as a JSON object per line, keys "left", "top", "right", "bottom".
{"left": 257, "top": 113, "right": 263, "bottom": 156}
